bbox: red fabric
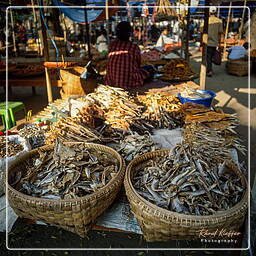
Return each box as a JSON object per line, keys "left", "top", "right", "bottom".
{"left": 104, "top": 40, "right": 149, "bottom": 89}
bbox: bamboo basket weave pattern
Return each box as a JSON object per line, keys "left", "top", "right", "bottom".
{"left": 226, "top": 59, "right": 249, "bottom": 76}
{"left": 8, "top": 143, "right": 125, "bottom": 238}
{"left": 59, "top": 67, "right": 97, "bottom": 99}
{"left": 124, "top": 150, "right": 248, "bottom": 242}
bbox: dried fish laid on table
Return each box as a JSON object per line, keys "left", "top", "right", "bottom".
{"left": 0, "top": 137, "right": 23, "bottom": 158}
{"left": 137, "top": 92, "right": 184, "bottom": 129}
{"left": 76, "top": 85, "right": 144, "bottom": 131}
{"left": 18, "top": 141, "right": 120, "bottom": 199}
{"left": 133, "top": 153, "right": 245, "bottom": 216}
{"left": 19, "top": 124, "right": 48, "bottom": 149}
{"left": 115, "top": 134, "right": 160, "bottom": 161}
{"left": 45, "top": 117, "right": 103, "bottom": 144}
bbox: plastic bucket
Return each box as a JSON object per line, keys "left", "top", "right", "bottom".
{"left": 178, "top": 90, "right": 216, "bottom": 108}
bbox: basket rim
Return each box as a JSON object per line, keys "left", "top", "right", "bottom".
{"left": 8, "top": 142, "right": 125, "bottom": 204}
{"left": 125, "top": 149, "right": 248, "bottom": 220}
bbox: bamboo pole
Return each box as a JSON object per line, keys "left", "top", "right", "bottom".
{"left": 223, "top": 1, "right": 232, "bottom": 61}
{"left": 199, "top": 2, "right": 210, "bottom": 90}
{"left": 239, "top": 0, "right": 247, "bottom": 40}
{"left": 40, "top": 6, "right": 53, "bottom": 103}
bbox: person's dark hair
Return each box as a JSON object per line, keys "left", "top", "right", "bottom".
{"left": 243, "top": 42, "right": 250, "bottom": 50}
{"left": 116, "top": 21, "right": 132, "bottom": 41}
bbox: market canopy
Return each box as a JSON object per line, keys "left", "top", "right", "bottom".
{"left": 52, "top": 0, "right": 120, "bottom": 23}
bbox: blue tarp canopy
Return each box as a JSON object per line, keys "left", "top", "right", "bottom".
{"left": 52, "top": 0, "right": 106, "bottom": 23}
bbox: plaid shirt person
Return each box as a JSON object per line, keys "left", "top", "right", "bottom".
{"left": 104, "top": 40, "right": 149, "bottom": 89}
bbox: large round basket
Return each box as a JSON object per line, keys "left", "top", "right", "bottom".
{"left": 59, "top": 66, "right": 97, "bottom": 99}
{"left": 124, "top": 150, "right": 248, "bottom": 242}
{"left": 8, "top": 143, "right": 125, "bottom": 237}
{"left": 226, "top": 59, "right": 249, "bottom": 76}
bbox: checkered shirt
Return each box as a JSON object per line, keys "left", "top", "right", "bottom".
{"left": 104, "top": 40, "right": 149, "bottom": 89}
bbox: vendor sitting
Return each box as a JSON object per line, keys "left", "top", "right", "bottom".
{"left": 104, "top": 21, "right": 150, "bottom": 90}
{"left": 227, "top": 42, "right": 249, "bottom": 60}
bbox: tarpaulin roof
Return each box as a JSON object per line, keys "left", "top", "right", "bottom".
{"left": 52, "top": 0, "right": 119, "bottom": 23}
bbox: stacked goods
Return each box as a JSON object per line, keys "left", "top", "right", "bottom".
{"left": 116, "top": 134, "right": 160, "bottom": 162}
{"left": 16, "top": 141, "right": 120, "bottom": 200}
{"left": 0, "top": 137, "right": 23, "bottom": 158}
{"left": 137, "top": 92, "right": 184, "bottom": 129}
{"left": 45, "top": 117, "right": 103, "bottom": 144}
{"left": 8, "top": 142, "right": 125, "bottom": 237}
{"left": 160, "top": 59, "right": 195, "bottom": 81}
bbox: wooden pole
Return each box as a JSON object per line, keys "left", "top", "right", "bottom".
{"left": 82, "top": 0, "right": 92, "bottom": 61}
{"left": 185, "top": 1, "right": 191, "bottom": 61}
{"left": 9, "top": 1, "right": 17, "bottom": 57}
{"left": 105, "top": 0, "right": 110, "bottom": 44}
{"left": 239, "top": 0, "right": 247, "bottom": 40}
{"left": 199, "top": 2, "right": 210, "bottom": 90}
{"left": 223, "top": 2, "right": 232, "bottom": 61}
{"left": 40, "top": 6, "right": 53, "bottom": 103}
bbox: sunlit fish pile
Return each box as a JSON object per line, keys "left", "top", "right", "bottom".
{"left": 115, "top": 134, "right": 160, "bottom": 161}
{"left": 133, "top": 153, "right": 244, "bottom": 216}
{"left": 137, "top": 92, "right": 183, "bottom": 129}
{"left": 0, "top": 137, "right": 23, "bottom": 158}
{"left": 19, "top": 125, "right": 47, "bottom": 148}
{"left": 18, "top": 141, "right": 119, "bottom": 199}
{"left": 83, "top": 85, "right": 143, "bottom": 130}
{"left": 180, "top": 88, "right": 211, "bottom": 99}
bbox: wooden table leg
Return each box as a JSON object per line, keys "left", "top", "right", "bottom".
{"left": 32, "top": 86, "right": 36, "bottom": 95}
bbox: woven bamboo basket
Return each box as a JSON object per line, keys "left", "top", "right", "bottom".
{"left": 124, "top": 150, "right": 248, "bottom": 242}
{"left": 8, "top": 143, "right": 125, "bottom": 237}
{"left": 59, "top": 66, "right": 97, "bottom": 99}
{"left": 226, "top": 59, "right": 249, "bottom": 76}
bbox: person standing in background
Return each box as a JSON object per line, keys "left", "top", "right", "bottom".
{"left": 200, "top": 6, "right": 223, "bottom": 77}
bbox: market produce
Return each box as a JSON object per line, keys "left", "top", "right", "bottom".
{"left": 133, "top": 153, "right": 244, "bottom": 216}
{"left": 18, "top": 141, "right": 119, "bottom": 199}
{"left": 137, "top": 92, "right": 184, "bottom": 129}
{"left": 19, "top": 125, "right": 47, "bottom": 149}
{"left": 0, "top": 137, "right": 23, "bottom": 158}
{"left": 115, "top": 134, "right": 160, "bottom": 161}
{"left": 46, "top": 117, "right": 103, "bottom": 144}
{"left": 160, "top": 59, "right": 195, "bottom": 81}
{"left": 141, "top": 49, "right": 162, "bottom": 63}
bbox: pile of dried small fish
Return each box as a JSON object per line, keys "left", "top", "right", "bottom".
{"left": 114, "top": 134, "right": 160, "bottom": 161}
{"left": 133, "top": 153, "right": 244, "bottom": 216}
{"left": 0, "top": 137, "right": 23, "bottom": 158}
{"left": 180, "top": 88, "right": 211, "bottom": 99}
{"left": 45, "top": 117, "right": 103, "bottom": 144}
{"left": 137, "top": 92, "right": 184, "bottom": 129}
{"left": 76, "top": 85, "right": 144, "bottom": 131}
{"left": 19, "top": 125, "right": 47, "bottom": 149}
{"left": 18, "top": 141, "right": 119, "bottom": 199}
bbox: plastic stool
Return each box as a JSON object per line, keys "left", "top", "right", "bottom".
{"left": 7, "top": 102, "right": 26, "bottom": 126}
{"left": 0, "top": 105, "right": 12, "bottom": 131}
{"left": 0, "top": 102, "right": 26, "bottom": 127}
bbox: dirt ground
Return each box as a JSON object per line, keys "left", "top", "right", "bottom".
{"left": 0, "top": 53, "right": 255, "bottom": 255}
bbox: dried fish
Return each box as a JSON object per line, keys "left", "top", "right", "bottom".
{"left": 0, "top": 137, "right": 23, "bottom": 158}
{"left": 18, "top": 140, "right": 120, "bottom": 199}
